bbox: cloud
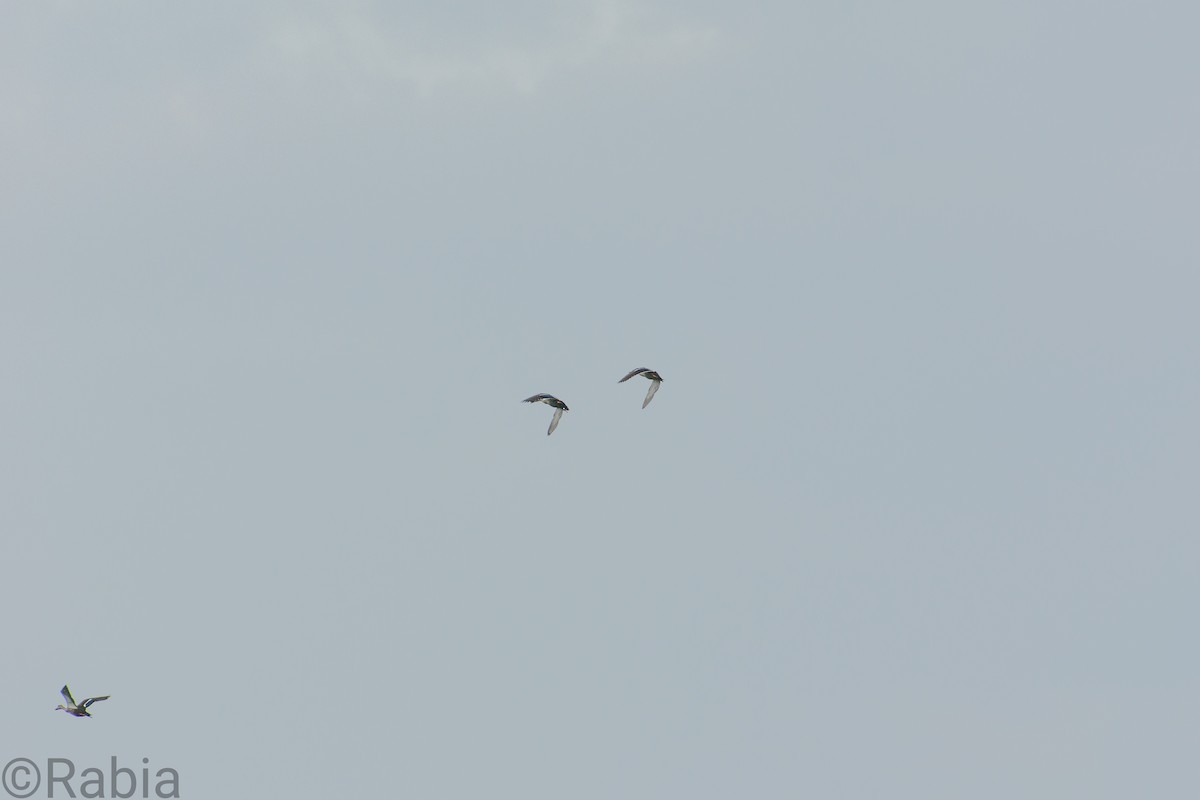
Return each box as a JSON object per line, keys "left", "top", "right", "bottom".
{"left": 262, "top": 1, "right": 720, "bottom": 96}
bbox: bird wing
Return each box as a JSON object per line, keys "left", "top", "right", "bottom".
{"left": 643, "top": 379, "right": 661, "bottom": 408}
{"left": 61, "top": 685, "right": 76, "bottom": 707}
{"left": 619, "top": 368, "right": 650, "bottom": 383}
{"left": 548, "top": 407, "right": 564, "bottom": 435}
{"left": 81, "top": 696, "right": 110, "bottom": 708}
{"left": 523, "top": 394, "right": 551, "bottom": 403}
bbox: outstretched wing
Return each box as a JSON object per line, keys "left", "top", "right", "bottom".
{"left": 523, "top": 394, "right": 552, "bottom": 403}
{"left": 643, "top": 380, "right": 661, "bottom": 408}
{"left": 618, "top": 368, "right": 650, "bottom": 383}
{"left": 61, "top": 685, "right": 76, "bottom": 707}
{"left": 548, "top": 407, "right": 564, "bottom": 435}
{"left": 81, "top": 696, "right": 110, "bottom": 708}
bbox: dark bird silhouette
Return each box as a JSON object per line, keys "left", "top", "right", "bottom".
{"left": 523, "top": 394, "right": 569, "bottom": 435}
{"left": 55, "top": 685, "right": 110, "bottom": 717}
{"left": 618, "top": 368, "right": 663, "bottom": 408}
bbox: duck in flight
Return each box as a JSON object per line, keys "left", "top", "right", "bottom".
{"left": 55, "top": 685, "right": 110, "bottom": 717}
{"left": 523, "top": 394, "right": 569, "bottom": 435}
{"left": 618, "top": 368, "right": 663, "bottom": 408}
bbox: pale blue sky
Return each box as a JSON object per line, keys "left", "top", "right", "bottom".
{"left": 2, "top": 2, "right": 1198, "bottom": 798}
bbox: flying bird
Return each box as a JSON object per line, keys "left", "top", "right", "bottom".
{"left": 618, "top": 368, "right": 663, "bottom": 408}
{"left": 55, "top": 685, "right": 110, "bottom": 717}
{"left": 523, "top": 394, "right": 569, "bottom": 435}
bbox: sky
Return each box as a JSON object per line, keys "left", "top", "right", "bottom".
{"left": 2, "top": 2, "right": 1198, "bottom": 798}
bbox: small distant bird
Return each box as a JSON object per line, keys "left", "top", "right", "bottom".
{"left": 55, "top": 685, "right": 110, "bottom": 717}
{"left": 618, "top": 368, "right": 663, "bottom": 408}
{"left": 523, "top": 394, "right": 569, "bottom": 435}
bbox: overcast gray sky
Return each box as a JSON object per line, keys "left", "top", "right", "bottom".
{"left": 3, "top": 2, "right": 1198, "bottom": 798}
